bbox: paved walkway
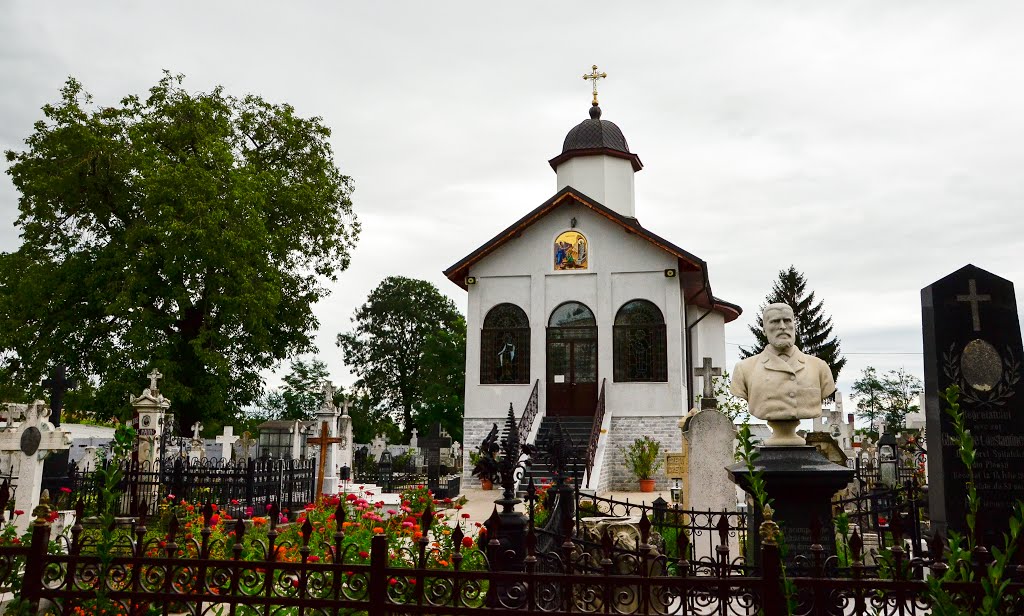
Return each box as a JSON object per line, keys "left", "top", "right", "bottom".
{"left": 442, "top": 485, "right": 675, "bottom": 535}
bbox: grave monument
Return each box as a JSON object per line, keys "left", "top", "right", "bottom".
{"left": 0, "top": 401, "right": 72, "bottom": 534}
{"left": 922, "top": 264, "right": 1024, "bottom": 546}
{"left": 727, "top": 303, "right": 853, "bottom": 563}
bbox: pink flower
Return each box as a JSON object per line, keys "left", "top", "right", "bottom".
{"left": 266, "top": 503, "right": 273, "bottom": 511}
{"left": 59, "top": 487, "right": 72, "bottom": 494}
{"left": 387, "top": 509, "right": 397, "bottom": 515}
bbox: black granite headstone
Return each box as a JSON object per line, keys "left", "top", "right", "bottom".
{"left": 922, "top": 264, "right": 1024, "bottom": 547}
{"left": 419, "top": 423, "right": 452, "bottom": 467}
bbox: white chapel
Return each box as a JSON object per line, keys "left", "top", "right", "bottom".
{"left": 445, "top": 74, "right": 741, "bottom": 491}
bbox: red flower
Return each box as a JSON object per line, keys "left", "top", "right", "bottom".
{"left": 292, "top": 579, "right": 299, "bottom": 588}
{"left": 211, "top": 504, "right": 219, "bottom": 512}
{"left": 346, "top": 494, "right": 357, "bottom": 502}
{"left": 389, "top": 577, "right": 398, "bottom": 586}
{"left": 461, "top": 513, "right": 470, "bottom": 519}
{"left": 308, "top": 555, "right": 320, "bottom": 562}
{"left": 13, "top": 510, "right": 23, "bottom": 516}
{"left": 462, "top": 536, "right": 474, "bottom": 548}
{"left": 231, "top": 499, "right": 239, "bottom": 505}
{"left": 358, "top": 550, "right": 369, "bottom": 559}
{"left": 59, "top": 487, "right": 72, "bottom": 494}
{"left": 210, "top": 514, "right": 220, "bottom": 526}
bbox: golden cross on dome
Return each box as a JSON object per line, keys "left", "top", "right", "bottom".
{"left": 582, "top": 64, "right": 607, "bottom": 106}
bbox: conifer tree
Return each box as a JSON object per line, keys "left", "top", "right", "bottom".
{"left": 741, "top": 266, "right": 846, "bottom": 383}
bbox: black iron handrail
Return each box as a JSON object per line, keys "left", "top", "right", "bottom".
{"left": 516, "top": 379, "right": 540, "bottom": 444}
{"left": 584, "top": 378, "right": 606, "bottom": 488}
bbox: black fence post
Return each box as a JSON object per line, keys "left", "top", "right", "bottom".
{"left": 22, "top": 496, "right": 54, "bottom": 613}
{"left": 369, "top": 533, "right": 388, "bottom": 616}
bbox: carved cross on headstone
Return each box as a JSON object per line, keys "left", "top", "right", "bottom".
{"left": 148, "top": 368, "right": 163, "bottom": 393}
{"left": 191, "top": 422, "right": 203, "bottom": 440}
{"left": 695, "top": 357, "right": 723, "bottom": 402}
{"left": 956, "top": 278, "right": 991, "bottom": 332}
{"left": 308, "top": 420, "right": 344, "bottom": 498}
{"left": 42, "top": 365, "right": 77, "bottom": 426}
{"left": 341, "top": 399, "right": 353, "bottom": 416}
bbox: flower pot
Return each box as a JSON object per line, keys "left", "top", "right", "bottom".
{"left": 638, "top": 479, "right": 655, "bottom": 493}
{"left": 481, "top": 478, "right": 494, "bottom": 490}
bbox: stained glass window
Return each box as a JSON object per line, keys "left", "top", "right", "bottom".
{"left": 481, "top": 303, "right": 530, "bottom": 384}
{"left": 613, "top": 300, "right": 667, "bottom": 382}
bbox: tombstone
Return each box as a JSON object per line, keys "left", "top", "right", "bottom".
{"left": 0, "top": 401, "right": 72, "bottom": 534}
{"left": 216, "top": 426, "right": 239, "bottom": 460}
{"left": 188, "top": 421, "right": 205, "bottom": 460}
{"left": 923, "top": 264, "right": 1024, "bottom": 546}
{"left": 237, "top": 431, "right": 257, "bottom": 461}
{"left": 131, "top": 369, "right": 170, "bottom": 467}
{"left": 40, "top": 365, "right": 77, "bottom": 485}
{"left": 337, "top": 400, "right": 355, "bottom": 477}
{"left": 409, "top": 427, "right": 418, "bottom": 450}
{"left": 313, "top": 381, "right": 342, "bottom": 493}
{"left": 419, "top": 423, "right": 453, "bottom": 467}
{"left": 680, "top": 409, "right": 738, "bottom": 558}
{"left": 369, "top": 434, "right": 388, "bottom": 460}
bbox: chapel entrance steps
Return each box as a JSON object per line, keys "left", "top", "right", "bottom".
{"left": 518, "top": 416, "right": 592, "bottom": 496}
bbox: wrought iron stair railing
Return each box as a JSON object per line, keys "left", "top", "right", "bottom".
{"left": 585, "top": 378, "right": 606, "bottom": 488}
{"left": 516, "top": 379, "right": 540, "bottom": 444}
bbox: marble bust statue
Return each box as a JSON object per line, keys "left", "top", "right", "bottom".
{"left": 730, "top": 303, "right": 836, "bottom": 446}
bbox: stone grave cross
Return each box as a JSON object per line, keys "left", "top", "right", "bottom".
{"left": 695, "top": 357, "right": 722, "bottom": 410}
{"left": 1, "top": 401, "right": 71, "bottom": 534}
{"left": 191, "top": 421, "right": 203, "bottom": 440}
{"left": 41, "top": 365, "right": 77, "bottom": 426}
{"left": 147, "top": 368, "right": 163, "bottom": 393}
{"left": 237, "top": 431, "right": 256, "bottom": 460}
{"left": 216, "top": 426, "right": 239, "bottom": 460}
{"left": 308, "top": 421, "right": 344, "bottom": 498}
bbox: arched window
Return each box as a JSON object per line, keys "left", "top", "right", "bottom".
{"left": 481, "top": 303, "right": 530, "bottom": 384}
{"left": 613, "top": 300, "right": 667, "bottom": 382}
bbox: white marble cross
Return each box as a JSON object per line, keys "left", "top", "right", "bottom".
{"left": 148, "top": 368, "right": 163, "bottom": 392}
{"left": 694, "top": 357, "right": 723, "bottom": 401}
{"left": 215, "top": 426, "right": 239, "bottom": 460}
{"left": 191, "top": 421, "right": 203, "bottom": 440}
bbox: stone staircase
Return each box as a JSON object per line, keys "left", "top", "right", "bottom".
{"left": 520, "top": 416, "right": 593, "bottom": 491}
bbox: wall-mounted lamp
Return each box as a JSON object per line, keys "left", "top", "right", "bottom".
{"left": 664, "top": 269, "right": 677, "bottom": 278}
{"left": 465, "top": 276, "right": 477, "bottom": 285}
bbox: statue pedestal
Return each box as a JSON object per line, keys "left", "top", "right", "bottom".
{"left": 728, "top": 446, "right": 853, "bottom": 568}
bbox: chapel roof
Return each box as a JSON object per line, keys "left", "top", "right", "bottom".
{"left": 442, "top": 186, "right": 742, "bottom": 322}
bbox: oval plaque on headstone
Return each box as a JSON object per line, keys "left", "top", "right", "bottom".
{"left": 20, "top": 426, "right": 41, "bottom": 456}
{"left": 962, "top": 338, "right": 1002, "bottom": 392}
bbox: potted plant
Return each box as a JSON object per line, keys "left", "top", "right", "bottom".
{"left": 471, "top": 428, "right": 501, "bottom": 490}
{"left": 622, "top": 436, "right": 663, "bottom": 492}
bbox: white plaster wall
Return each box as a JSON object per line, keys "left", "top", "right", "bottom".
{"left": 464, "top": 276, "right": 534, "bottom": 420}
{"left": 465, "top": 200, "right": 693, "bottom": 423}
{"left": 555, "top": 156, "right": 636, "bottom": 218}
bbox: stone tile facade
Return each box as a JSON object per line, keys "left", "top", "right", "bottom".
{"left": 461, "top": 418, "right": 501, "bottom": 485}
{"left": 597, "top": 416, "right": 682, "bottom": 492}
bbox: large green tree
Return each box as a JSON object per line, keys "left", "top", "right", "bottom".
{"left": 337, "top": 277, "right": 464, "bottom": 440}
{"left": 1, "top": 74, "right": 359, "bottom": 433}
{"left": 416, "top": 316, "right": 466, "bottom": 440}
{"left": 741, "top": 266, "right": 846, "bottom": 383}
{"left": 261, "top": 358, "right": 332, "bottom": 421}
{"left": 851, "top": 366, "right": 922, "bottom": 433}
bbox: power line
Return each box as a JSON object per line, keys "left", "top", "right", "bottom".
{"left": 725, "top": 341, "right": 921, "bottom": 355}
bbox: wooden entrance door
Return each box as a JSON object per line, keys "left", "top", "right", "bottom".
{"left": 546, "top": 302, "right": 598, "bottom": 417}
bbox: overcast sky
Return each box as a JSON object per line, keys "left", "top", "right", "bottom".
{"left": 2, "top": 2, "right": 1022, "bottom": 408}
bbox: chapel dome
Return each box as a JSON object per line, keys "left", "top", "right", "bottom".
{"left": 561, "top": 105, "right": 631, "bottom": 154}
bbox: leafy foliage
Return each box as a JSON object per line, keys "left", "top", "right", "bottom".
{"left": 416, "top": 316, "right": 466, "bottom": 441}
{"left": 0, "top": 73, "right": 358, "bottom": 433}
{"left": 740, "top": 266, "right": 846, "bottom": 383}
{"left": 337, "top": 277, "right": 463, "bottom": 439}
{"left": 851, "top": 366, "right": 922, "bottom": 433}
{"left": 620, "top": 436, "right": 663, "bottom": 480}
{"left": 698, "top": 369, "right": 748, "bottom": 421}
{"left": 260, "top": 358, "right": 332, "bottom": 421}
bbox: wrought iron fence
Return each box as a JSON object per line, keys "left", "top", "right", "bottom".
{"left": 8, "top": 491, "right": 1024, "bottom": 616}
{"left": 584, "top": 378, "right": 606, "bottom": 488}
{"left": 68, "top": 457, "right": 315, "bottom": 517}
